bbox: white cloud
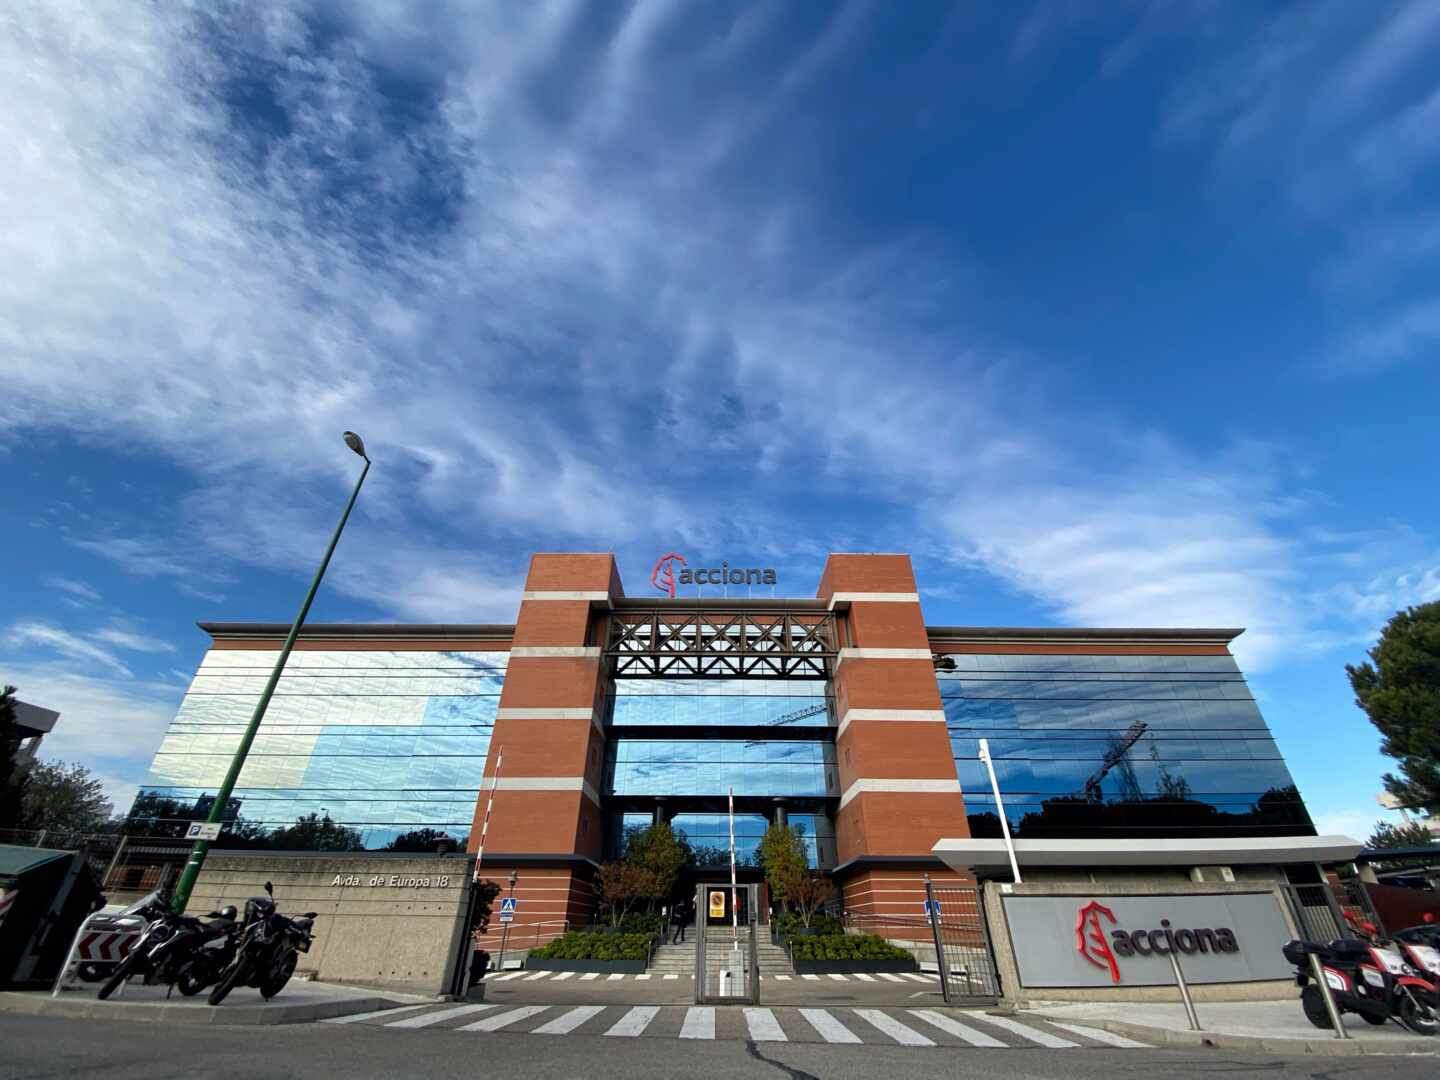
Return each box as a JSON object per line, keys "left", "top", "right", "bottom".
{"left": 6, "top": 622, "right": 131, "bottom": 677}
{"left": 91, "top": 628, "right": 178, "bottom": 654}
{"left": 45, "top": 577, "right": 102, "bottom": 604}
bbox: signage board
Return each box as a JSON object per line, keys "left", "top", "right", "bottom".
{"left": 1002, "top": 892, "right": 1294, "bottom": 987}
{"left": 652, "top": 552, "right": 777, "bottom": 597}
{"left": 708, "top": 890, "right": 726, "bottom": 919}
{"left": 499, "top": 897, "right": 517, "bottom": 923}
{"left": 185, "top": 822, "right": 222, "bottom": 841}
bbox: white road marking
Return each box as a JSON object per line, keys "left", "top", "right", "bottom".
{"left": 801, "top": 974, "right": 820, "bottom": 981}
{"left": 744, "top": 1008, "right": 787, "bottom": 1042}
{"left": 523, "top": 971, "right": 551, "bottom": 980}
{"left": 967, "top": 1013, "right": 1079, "bottom": 1048}
{"left": 851, "top": 973, "right": 876, "bottom": 981}
{"left": 636, "top": 973, "right": 652, "bottom": 980}
{"left": 385, "top": 1004, "right": 496, "bottom": 1029}
{"left": 1044, "top": 1021, "right": 1149, "bottom": 1048}
{"left": 664, "top": 973, "right": 679, "bottom": 980}
{"left": 799, "top": 1008, "right": 862, "bottom": 1044}
{"left": 532, "top": 1005, "right": 605, "bottom": 1034}
{"left": 458, "top": 1005, "right": 551, "bottom": 1032}
{"left": 322, "top": 1003, "right": 432, "bottom": 1025}
{"left": 490, "top": 971, "right": 528, "bottom": 981}
{"left": 899, "top": 973, "right": 932, "bottom": 983}
{"left": 907, "top": 1010, "right": 1006, "bottom": 1047}
{"left": 580, "top": 972, "right": 600, "bottom": 981}
{"left": 853, "top": 1008, "right": 935, "bottom": 1046}
{"left": 875, "top": 973, "right": 906, "bottom": 982}
{"left": 605, "top": 1005, "right": 660, "bottom": 1037}
{"left": 607, "top": 973, "right": 625, "bottom": 981}
{"left": 551, "top": 971, "right": 575, "bottom": 981}
{"left": 679, "top": 1006, "right": 715, "bottom": 1039}
{"left": 774, "top": 974, "right": 791, "bottom": 981}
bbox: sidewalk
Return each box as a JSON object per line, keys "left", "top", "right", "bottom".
{"left": 0, "top": 978, "right": 431, "bottom": 1026}
{"left": 1026, "top": 1000, "right": 1440, "bottom": 1056}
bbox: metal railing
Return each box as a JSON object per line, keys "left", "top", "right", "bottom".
{"left": 1277, "top": 881, "right": 1385, "bottom": 942}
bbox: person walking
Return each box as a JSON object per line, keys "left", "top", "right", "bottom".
{"left": 670, "top": 898, "right": 689, "bottom": 944}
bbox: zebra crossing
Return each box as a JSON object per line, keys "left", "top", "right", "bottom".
{"left": 323, "top": 1002, "right": 1151, "bottom": 1049}
{"left": 484, "top": 969, "right": 940, "bottom": 983}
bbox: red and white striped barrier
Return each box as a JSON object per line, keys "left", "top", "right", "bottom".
{"left": 0, "top": 888, "right": 15, "bottom": 933}
{"left": 76, "top": 929, "right": 138, "bottom": 963}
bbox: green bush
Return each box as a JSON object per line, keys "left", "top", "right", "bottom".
{"left": 618, "top": 912, "right": 665, "bottom": 937}
{"left": 529, "top": 932, "right": 652, "bottom": 962}
{"left": 771, "top": 913, "right": 843, "bottom": 937}
{"left": 789, "top": 933, "right": 912, "bottom": 962}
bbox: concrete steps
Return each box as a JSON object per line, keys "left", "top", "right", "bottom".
{"left": 646, "top": 932, "right": 795, "bottom": 975}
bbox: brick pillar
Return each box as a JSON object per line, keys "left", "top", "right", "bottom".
{"left": 469, "top": 553, "right": 621, "bottom": 947}
{"left": 819, "top": 554, "right": 973, "bottom": 923}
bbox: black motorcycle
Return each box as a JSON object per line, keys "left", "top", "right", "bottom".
{"left": 75, "top": 891, "right": 172, "bottom": 984}
{"left": 207, "top": 882, "right": 317, "bottom": 1006}
{"left": 97, "top": 899, "right": 239, "bottom": 1001}
{"left": 1282, "top": 936, "right": 1439, "bottom": 1035}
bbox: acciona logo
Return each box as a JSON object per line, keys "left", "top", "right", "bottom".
{"left": 650, "top": 552, "right": 777, "bottom": 597}
{"left": 1075, "top": 900, "right": 1240, "bottom": 984}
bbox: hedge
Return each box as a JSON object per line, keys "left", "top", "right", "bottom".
{"left": 788, "top": 933, "right": 913, "bottom": 962}
{"left": 529, "top": 931, "right": 652, "bottom": 961}
{"left": 771, "top": 913, "right": 843, "bottom": 937}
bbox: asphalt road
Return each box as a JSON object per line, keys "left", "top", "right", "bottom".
{"left": 4, "top": 1013, "right": 1437, "bottom": 1080}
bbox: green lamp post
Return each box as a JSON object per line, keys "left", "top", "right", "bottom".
{"left": 169, "top": 431, "right": 372, "bottom": 913}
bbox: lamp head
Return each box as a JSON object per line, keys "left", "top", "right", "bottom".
{"left": 342, "top": 431, "right": 368, "bottom": 460}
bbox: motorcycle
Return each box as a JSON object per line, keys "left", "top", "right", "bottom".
{"left": 97, "top": 897, "right": 240, "bottom": 1001}
{"left": 207, "top": 881, "right": 317, "bottom": 1006}
{"left": 1282, "top": 934, "right": 1439, "bottom": 1035}
{"left": 74, "top": 891, "right": 172, "bottom": 984}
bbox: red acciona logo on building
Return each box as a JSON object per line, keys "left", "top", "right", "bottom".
{"left": 1075, "top": 900, "right": 1121, "bottom": 983}
{"left": 651, "top": 552, "right": 687, "bottom": 598}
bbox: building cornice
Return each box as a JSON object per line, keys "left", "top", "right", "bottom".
{"left": 925, "top": 626, "right": 1244, "bottom": 647}
{"left": 199, "top": 622, "right": 515, "bottom": 641}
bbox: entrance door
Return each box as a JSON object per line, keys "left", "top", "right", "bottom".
{"left": 694, "top": 883, "right": 759, "bottom": 1005}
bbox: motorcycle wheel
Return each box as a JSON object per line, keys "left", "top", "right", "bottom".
{"left": 1361, "top": 1011, "right": 1389, "bottom": 1026}
{"left": 97, "top": 953, "right": 142, "bottom": 1001}
{"left": 175, "top": 962, "right": 208, "bottom": 997}
{"left": 260, "top": 953, "right": 298, "bottom": 1000}
{"left": 1396, "top": 993, "right": 1439, "bottom": 1036}
{"left": 207, "top": 959, "right": 249, "bottom": 1007}
{"left": 1300, "top": 986, "right": 1334, "bottom": 1029}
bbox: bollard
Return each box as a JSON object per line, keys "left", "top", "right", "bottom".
{"left": 1168, "top": 951, "right": 1202, "bottom": 1031}
{"left": 1308, "top": 952, "right": 1350, "bottom": 1039}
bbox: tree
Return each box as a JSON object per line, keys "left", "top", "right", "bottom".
{"left": 1366, "top": 820, "right": 1437, "bottom": 850}
{"left": 0, "top": 686, "right": 24, "bottom": 826}
{"left": 385, "top": 828, "right": 463, "bottom": 852}
{"left": 268, "top": 812, "right": 364, "bottom": 851}
{"left": 596, "top": 861, "right": 650, "bottom": 926}
{"left": 624, "top": 821, "right": 687, "bottom": 909}
{"left": 757, "top": 822, "right": 807, "bottom": 910}
{"left": 787, "top": 871, "right": 834, "bottom": 929}
{"left": 1348, "top": 601, "right": 1440, "bottom": 814}
{"left": 14, "top": 761, "right": 114, "bottom": 834}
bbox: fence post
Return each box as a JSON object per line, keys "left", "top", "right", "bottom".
{"left": 1168, "top": 951, "right": 1202, "bottom": 1031}
{"left": 1308, "top": 953, "right": 1349, "bottom": 1039}
{"left": 924, "top": 876, "right": 951, "bottom": 1004}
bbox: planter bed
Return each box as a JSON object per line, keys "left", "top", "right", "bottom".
{"left": 790, "top": 957, "right": 921, "bottom": 975}
{"left": 524, "top": 957, "right": 649, "bottom": 974}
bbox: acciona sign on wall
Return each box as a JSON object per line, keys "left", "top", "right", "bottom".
{"left": 1002, "top": 893, "right": 1295, "bottom": 987}
{"left": 651, "top": 552, "right": 777, "bottom": 597}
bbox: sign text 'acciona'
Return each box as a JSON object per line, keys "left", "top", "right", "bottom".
{"left": 651, "top": 552, "right": 776, "bottom": 598}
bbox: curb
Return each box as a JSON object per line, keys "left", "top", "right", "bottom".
{"left": 0, "top": 991, "right": 410, "bottom": 1026}
{"left": 1026, "top": 1011, "right": 1440, "bottom": 1057}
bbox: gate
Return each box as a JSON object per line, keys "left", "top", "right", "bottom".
{"left": 924, "top": 880, "right": 1003, "bottom": 1003}
{"left": 1278, "top": 881, "right": 1386, "bottom": 942}
{"left": 694, "top": 883, "right": 759, "bottom": 1004}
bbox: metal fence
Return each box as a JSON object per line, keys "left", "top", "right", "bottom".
{"left": 924, "top": 883, "right": 1003, "bottom": 1002}
{"left": 694, "top": 883, "right": 759, "bottom": 1004}
{"left": 0, "top": 830, "right": 194, "bottom": 893}
{"left": 1277, "top": 880, "right": 1385, "bottom": 942}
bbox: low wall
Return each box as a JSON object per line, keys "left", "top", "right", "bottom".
{"left": 188, "top": 852, "right": 473, "bottom": 995}
{"left": 982, "top": 874, "right": 1302, "bottom": 1004}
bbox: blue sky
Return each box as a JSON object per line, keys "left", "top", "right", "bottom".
{"left": 3, "top": 1, "right": 1438, "bottom": 837}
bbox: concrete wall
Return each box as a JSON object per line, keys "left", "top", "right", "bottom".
{"left": 188, "top": 852, "right": 473, "bottom": 995}
{"left": 982, "top": 872, "right": 1302, "bottom": 1004}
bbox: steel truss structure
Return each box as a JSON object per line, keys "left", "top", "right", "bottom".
{"left": 604, "top": 608, "right": 838, "bottom": 678}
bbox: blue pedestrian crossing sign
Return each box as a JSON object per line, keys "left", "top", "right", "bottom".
{"left": 499, "top": 896, "right": 517, "bottom": 923}
{"left": 923, "top": 900, "right": 942, "bottom": 917}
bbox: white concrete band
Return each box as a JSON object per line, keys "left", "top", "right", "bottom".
{"left": 494, "top": 706, "right": 604, "bottom": 736}
{"left": 838, "top": 778, "right": 963, "bottom": 810}
{"left": 827, "top": 592, "right": 921, "bottom": 609}
{"left": 834, "top": 648, "right": 932, "bottom": 671}
{"left": 491, "top": 776, "right": 601, "bottom": 806}
{"left": 521, "top": 591, "right": 611, "bottom": 601}
{"left": 836, "top": 708, "right": 946, "bottom": 738}
{"left": 932, "top": 834, "right": 1366, "bottom": 872}
{"left": 509, "top": 646, "right": 602, "bottom": 658}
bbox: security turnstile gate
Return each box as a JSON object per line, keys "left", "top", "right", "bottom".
{"left": 694, "top": 883, "right": 759, "bottom": 1004}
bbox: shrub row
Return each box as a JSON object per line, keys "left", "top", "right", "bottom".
{"left": 529, "top": 931, "right": 652, "bottom": 961}
{"left": 788, "top": 933, "right": 913, "bottom": 962}
{"left": 771, "top": 913, "right": 844, "bottom": 937}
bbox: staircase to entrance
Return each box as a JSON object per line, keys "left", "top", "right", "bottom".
{"left": 648, "top": 929, "right": 792, "bottom": 977}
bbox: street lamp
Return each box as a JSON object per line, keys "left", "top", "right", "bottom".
{"left": 170, "top": 432, "right": 372, "bottom": 913}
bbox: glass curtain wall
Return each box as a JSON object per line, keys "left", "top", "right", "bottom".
{"left": 605, "top": 677, "right": 838, "bottom": 867}
{"left": 942, "top": 653, "right": 1313, "bottom": 839}
{"left": 133, "top": 649, "right": 503, "bottom": 849}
